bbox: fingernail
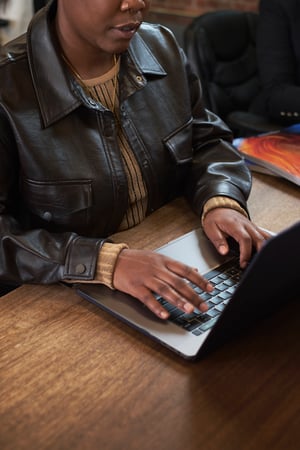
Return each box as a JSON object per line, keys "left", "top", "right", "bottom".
{"left": 184, "top": 303, "right": 194, "bottom": 313}
{"left": 160, "top": 310, "right": 169, "bottom": 319}
{"left": 200, "top": 302, "right": 208, "bottom": 311}
{"left": 207, "top": 282, "right": 214, "bottom": 291}
{"left": 219, "top": 244, "right": 227, "bottom": 255}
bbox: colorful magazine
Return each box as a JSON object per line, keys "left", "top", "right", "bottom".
{"left": 233, "top": 124, "right": 300, "bottom": 186}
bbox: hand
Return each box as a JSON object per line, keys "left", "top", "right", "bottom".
{"left": 113, "top": 249, "right": 214, "bottom": 320}
{"left": 202, "top": 208, "right": 271, "bottom": 268}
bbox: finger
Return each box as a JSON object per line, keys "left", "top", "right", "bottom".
{"left": 138, "top": 284, "right": 207, "bottom": 320}
{"left": 238, "top": 226, "right": 269, "bottom": 267}
{"left": 214, "top": 239, "right": 229, "bottom": 256}
{"left": 202, "top": 225, "right": 230, "bottom": 256}
{"left": 150, "top": 261, "right": 213, "bottom": 312}
{"left": 152, "top": 276, "right": 209, "bottom": 314}
{"left": 165, "top": 259, "right": 213, "bottom": 293}
{"left": 137, "top": 281, "right": 203, "bottom": 321}
{"left": 137, "top": 287, "right": 170, "bottom": 320}
{"left": 253, "top": 228, "right": 272, "bottom": 250}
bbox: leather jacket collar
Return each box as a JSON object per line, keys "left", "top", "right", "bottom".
{"left": 28, "top": 0, "right": 167, "bottom": 128}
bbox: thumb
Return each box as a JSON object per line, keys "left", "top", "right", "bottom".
{"left": 216, "top": 240, "right": 229, "bottom": 255}
{"left": 202, "top": 218, "right": 230, "bottom": 256}
{"left": 206, "top": 232, "right": 230, "bottom": 256}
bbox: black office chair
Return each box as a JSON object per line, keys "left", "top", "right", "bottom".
{"left": 34, "top": 0, "right": 48, "bottom": 12}
{"left": 184, "top": 10, "right": 280, "bottom": 137}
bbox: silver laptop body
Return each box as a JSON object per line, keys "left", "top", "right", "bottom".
{"left": 76, "top": 222, "right": 300, "bottom": 359}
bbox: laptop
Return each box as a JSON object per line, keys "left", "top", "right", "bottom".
{"left": 76, "top": 221, "right": 300, "bottom": 359}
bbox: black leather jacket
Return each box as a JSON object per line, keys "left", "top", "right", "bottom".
{"left": 0, "top": 1, "right": 251, "bottom": 285}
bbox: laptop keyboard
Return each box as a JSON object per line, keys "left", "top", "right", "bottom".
{"left": 156, "top": 257, "right": 243, "bottom": 336}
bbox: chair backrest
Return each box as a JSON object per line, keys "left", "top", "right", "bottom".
{"left": 184, "top": 10, "right": 260, "bottom": 121}
{"left": 34, "top": 0, "right": 48, "bottom": 12}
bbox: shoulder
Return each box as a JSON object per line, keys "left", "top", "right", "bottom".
{"left": 131, "top": 22, "right": 185, "bottom": 68}
{"left": 137, "top": 22, "right": 181, "bottom": 51}
{"left": 0, "top": 34, "right": 27, "bottom": 67}
{"left": 0, "top": 34, "right": 30, "bottom": 103}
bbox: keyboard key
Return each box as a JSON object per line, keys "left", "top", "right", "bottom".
{"left": 218, "top": 291, "right": 232, "bottom": 300}
{"left": 210, "top": 296, "right": 224, "bottom": 305}
{"left": 211, "top": 275, "right": 226, "bottom": 285}
{"left": 207, "top": 308, "right": 220, "bottom": 318}
{"left": 199, "top": 316, "right": 219, "bottom": 332}
{"left": 156, "top": 257, "right": 242, "bottom": 336}
{"left": 215, "top": 303, "right": 226, "bottom": 313}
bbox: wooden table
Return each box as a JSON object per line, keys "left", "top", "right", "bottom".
{"left": 0, "top": 173, "right": 299, "bottom": 450}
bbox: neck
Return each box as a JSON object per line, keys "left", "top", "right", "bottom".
{"left": 55, "top": 17, "right": 116, "bottom": 79}
{"left": 61, "top": 51, "right": 118, "bottom": 83}
{"left": 61, "top": 48, "right": 117, "bottom": 80}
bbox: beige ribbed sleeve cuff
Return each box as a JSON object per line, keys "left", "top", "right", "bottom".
{"left": 201, "top": 196, "right": 249, "bottom": 226}
{"left": 94, "top": 242, "right": 129, "bottom": 289}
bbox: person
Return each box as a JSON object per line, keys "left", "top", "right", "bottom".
{"left": 252, "top": 0, "right": 300, "bottom": 126}
{"left": 0, "top": 0, "right": 269, "bottom": 318}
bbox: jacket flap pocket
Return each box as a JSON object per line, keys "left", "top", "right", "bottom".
{"left": 163, "top": 118, "right": 193, "bottom": 164}
{"left": 23, "top": 179, "right": 93, "bottom": 217}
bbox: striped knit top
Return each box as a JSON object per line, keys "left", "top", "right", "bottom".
{"left": 83, "top": 57, "right": 148, "bottom": 231}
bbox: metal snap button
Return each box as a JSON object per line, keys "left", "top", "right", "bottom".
{"left": 75, "top": 263, "right": 86, "bottom": 275}
{"left": 42, "top": 211, "right": 52, "bottom": 222}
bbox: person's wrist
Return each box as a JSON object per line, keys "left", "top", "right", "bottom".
{"left": 95, "top": 242, "right": 129, "bottom": 289}
{"left": 201, "top": 196, "right": 248, "bottom": 227}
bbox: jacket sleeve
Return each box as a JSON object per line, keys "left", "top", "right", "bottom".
{"left": 0, "top": 215, "right": 107, "bottom": 286}
{"left": 0, "top": 113, "right": 106, "bottom": 286}
{"left": 256, "top": 0, "right": 300, "bottom": 124}
{"left": 183, "top": 53, "right": 252, "bottom": 217}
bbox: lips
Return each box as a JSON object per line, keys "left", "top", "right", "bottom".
{"left": 118, "top": 23, "right": 140, "bottom": 32}
{"left": 113, "top": 21, "right": 141, "bottom": 37}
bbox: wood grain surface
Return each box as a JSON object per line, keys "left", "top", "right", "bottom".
{"left": 0, "top": 173, "right": 299, "bottom": 450}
